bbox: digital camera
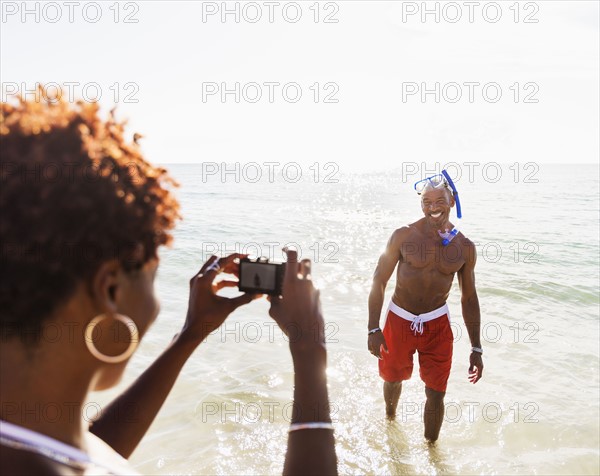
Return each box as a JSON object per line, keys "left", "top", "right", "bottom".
{"left": 238, "top": 257, "right": 285, "bottom": 296}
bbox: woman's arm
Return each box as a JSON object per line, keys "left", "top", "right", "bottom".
{"left": 90, "top": 254, "right": 256, "bottom": 458}
{"left": 284, "top": 344, "right": 337, "bottom": 475}
{"left": 269, "top": 249, "right": 338, "bottom": 476}
{"left": 89, "top": 332, "right": 199, "bottom": 458}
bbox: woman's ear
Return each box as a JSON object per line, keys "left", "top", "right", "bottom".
{"left": 92, "top": 260, "right": 122, "bottom": 314}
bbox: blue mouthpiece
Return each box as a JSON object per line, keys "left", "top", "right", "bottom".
{"left": 440, "top": 227, "right": 459, "bottom": 246}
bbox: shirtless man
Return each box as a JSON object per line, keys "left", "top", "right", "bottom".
{"left": 367, "top": 175, "right": 483, "bottom": 442}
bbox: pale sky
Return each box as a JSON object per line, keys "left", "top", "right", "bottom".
{"left": 1, "top": 1, "right": 599, "bottom": 171}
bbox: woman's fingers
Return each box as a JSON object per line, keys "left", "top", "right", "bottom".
{"left": 299, "top": 259, "right": 312, "bottom": 280}
{"left": 213, "top": 280, "right": 238, "bottom": 291}
{"left": 283, "top": 248, "right": 299, "bottom": 284}
{"left": 196, "top": 255, "right": 219, "bottom": 276}
{"left": 194, "top": 253, "right": 249, "bottom": 286}
{"left": 220, "top": 253, "right": 247, "bottom": 274}
{"left": 268, "top": 294, "right": 282, "bottom": 317}
{"left": 229, "top": 292, "right": 257, "bottom": 311}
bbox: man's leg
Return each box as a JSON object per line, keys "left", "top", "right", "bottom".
{"left": 383, "top": 381, "right": 402, "bottom": 418}
{"left": 420, "top": 316, "right": 453, "bottom": 441}
{"left": 424, "top": 387, "right": 445, "bottom": 442}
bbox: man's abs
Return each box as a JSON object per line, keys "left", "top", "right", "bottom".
{"left": 392, "top": 264, "right": 454, "bottom": 314}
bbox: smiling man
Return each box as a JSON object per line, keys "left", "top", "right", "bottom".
{"left": 367, "top": 173, "right": 483, "bottom": 442}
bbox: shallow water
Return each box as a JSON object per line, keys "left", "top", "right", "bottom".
{"left": 91, "top": 163, "right": 599, "bottom": 475}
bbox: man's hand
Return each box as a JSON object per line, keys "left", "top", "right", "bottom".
{"left": 180, "top": 253, "right": 258, "bottom": 344}
{"left": 468, "top": 352, "right": 484, "bottom": 383}
{"left": 368, "top": 331, "right": 388, "bottom": 360}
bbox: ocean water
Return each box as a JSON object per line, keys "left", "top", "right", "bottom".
{"left": 91, "top": 163, "right": 599, "bottom": 475}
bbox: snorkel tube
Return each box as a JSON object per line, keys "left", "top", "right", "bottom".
{"left": 442, "top": 169, "right": 462, "bottom": 219}
{"left": 440, "top": 169, "right": 462, "bottom": 246}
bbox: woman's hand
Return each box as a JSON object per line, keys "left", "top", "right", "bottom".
{"left": 268, "top": 248, "right": 324, "bottom": 352}
{"left": 180, "top": 253, "right": 258, "bottom": 345}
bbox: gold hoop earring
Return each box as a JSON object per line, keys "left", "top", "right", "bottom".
{"left": 84, "top": 313, "right": 139, "bottom": 364}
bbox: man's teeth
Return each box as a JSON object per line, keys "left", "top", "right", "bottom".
{"left": 431, "top": 212, "right": 442, "bottom": 218}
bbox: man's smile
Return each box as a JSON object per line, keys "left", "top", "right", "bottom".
{"left": 430, "top": 212, "right": 443, "bottom": 219}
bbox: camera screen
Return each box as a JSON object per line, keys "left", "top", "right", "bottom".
{"left": 239, "top": 262, "right": 277, "bottom": 291}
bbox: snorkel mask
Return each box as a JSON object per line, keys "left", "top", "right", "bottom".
{"left": 413, "top": 169, "right": 462, "bottom": 246}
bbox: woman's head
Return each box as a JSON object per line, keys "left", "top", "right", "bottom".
{"left": 1, "top": 95, "right": 180, "bottom": 387}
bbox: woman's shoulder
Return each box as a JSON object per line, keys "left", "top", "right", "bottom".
{"left": 0, "top": 425, "right": 138, "bottom": 476}
{"left": 0, "top": 444, "right": 83, "bottom": 475}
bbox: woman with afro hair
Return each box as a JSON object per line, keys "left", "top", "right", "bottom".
{"left": 0, "top": 94, "right": 337, "bottom": 475}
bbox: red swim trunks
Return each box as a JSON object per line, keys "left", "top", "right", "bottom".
{"left": 378, "top": 301, "right": 454, "bottom": 393}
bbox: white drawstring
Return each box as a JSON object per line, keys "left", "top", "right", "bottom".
{"left": 386, "top": 301, "right": 450, "bottom": 335}
{"left": 410, "top": 315, "right": 426, "bottom": 335}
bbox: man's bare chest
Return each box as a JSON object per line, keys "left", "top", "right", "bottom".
{"left": 400, "top": 239, "right": 465, "bottom": 275}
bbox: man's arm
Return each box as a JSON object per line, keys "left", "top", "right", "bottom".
{"left": 367, "top": 229, "right": 402, "bottom": 358}
{"left": 457, "top": 239, "right": 483, "bottom": 383}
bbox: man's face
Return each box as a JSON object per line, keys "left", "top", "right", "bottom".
{"left": 421, "top": 188, "right": 455, "bottom": 228}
